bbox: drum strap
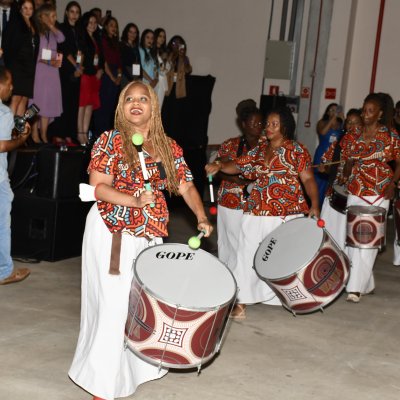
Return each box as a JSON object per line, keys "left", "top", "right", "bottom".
{"left": 359, "top": 194, "right": 384, "bottom": 206}
{"left": 109, "top": 232, "right": 122, "bottom": 275}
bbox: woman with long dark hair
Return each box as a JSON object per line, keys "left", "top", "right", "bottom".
{"left": 3, "top": 0, "right": 39, "bottom": 117}
{"left": 48, "top": 0, "right": 83, "bottom": 145}
{"left": 77, "top": 11, "right": 104, "bottom": 145}
{"left": 139, "top": 28, "right": 158, "bottom": 88}
{"left": 153, "top": 27, "right": 169, "bottom": 108}
{"left": 120, "top": 22, "right": 141, "bottom": 87}
{"left": 92, "top": 16, "right": 122, "bottom": 138}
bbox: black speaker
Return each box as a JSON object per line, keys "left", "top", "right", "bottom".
{"left": 11, "top": 192, "right": 92, "bottom": 261}
{"left": 8, "top": 148, "right": 38, "bottom": 192}
{"left": 36, "top": 146, "right": 90, "bottom": 199}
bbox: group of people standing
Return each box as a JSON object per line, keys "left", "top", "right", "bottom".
{"left": 1, "top": 0, "right": 192, "bottom": 146}
{"left": 206, "top": 92, "right": 400, "bottom": 320}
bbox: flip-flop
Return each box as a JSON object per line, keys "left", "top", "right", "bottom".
{"left": 230, "top": 305, "right": 246, "bottom": 320}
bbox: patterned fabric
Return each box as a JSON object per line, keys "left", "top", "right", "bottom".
{"left": 340, "top": 127, "right": 400, "bottom": 196}
{"left": 89, "top": 130, "right": 193, "bottom": 238}
{"left": 235, "top": 139, "right": 312, "bottom": 216}
{"left": 216, "top": 136, "right": 255, "bottom": 210}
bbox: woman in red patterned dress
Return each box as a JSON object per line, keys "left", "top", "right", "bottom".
{"left": 340, "top": 93, "right": 400, "bottom": 303}
{"left": 215, "top": 104, "right": 263, "bottom": 318}
{"left": 206, "top": 106, "right": 319, "bottom": 318}
{"left": 69, "top": 81, "right": 213, "bottom": 400}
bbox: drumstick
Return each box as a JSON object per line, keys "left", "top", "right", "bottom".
{"left": 132, "top": 133, "right": 155, "bottom": 208}
{"left": 208, "top": 175, "right": 218, "bottom": 215}
{"left": 312, "top": 160, "right": 345, "bottom": 168}
{"left": 188, "top": 231, "right": 206, "bottom": 250}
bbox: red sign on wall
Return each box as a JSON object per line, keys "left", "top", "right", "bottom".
{"left": 325, "top": 88, "right": 336, "bottom": 99}
{"left": 301, "top": 87, "right": 310, "bottom": 98}
{"left": 269, "top": 85, "right": 279, "bottom": 95}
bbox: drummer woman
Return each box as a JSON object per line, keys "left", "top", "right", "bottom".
{"left": 319, "top": 108, "right": 363, "bottom": 250}
{"left": 215, "top": 103, "right": 263, "bottom": 319}
{"left": 206, "top": 106, "right": 319, "bottom": 319}
{"left": 340, "top": 93, "right": 400, "bottom": 303}
{"left": 69, "top": 81, "right": 213, "bottom": 400}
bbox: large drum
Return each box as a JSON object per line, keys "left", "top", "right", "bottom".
{"left": 346, "top": 205, "right": 386, "bottom": 249}
{"left": 124, "top": 243, "right": 237, "bottom": 370}
{"left": 254, "top": 217, "right": 350, "bottom": 315}
{"left": 330, "top": 184, "right": 348, "bottom": 214}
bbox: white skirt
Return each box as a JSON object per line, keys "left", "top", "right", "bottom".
{"left": 69, "top": 204, "right": 167, "bottom": 400}
{"left": 345, "top": 195, "right": 389, "bottom": 294}
{"left": 320, "top": 197, "right": 347, "bottom": 251}
{"left": 217, "top": 205, "right": 243, "bottom": 273}
{"left": 234, "top": 213, "right": 301, "bottom": 305}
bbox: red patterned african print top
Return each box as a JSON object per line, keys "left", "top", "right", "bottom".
{"left": 89, "top": 130, "right": 193, "bottom": 238}
{"left": 216, "top": 136, "right": 259, "bottom": 210}
{"left": 235, "top": 139, "right": 312, "bottom": 216}
{"left": 339, "top": 127, "right": 400, "bottom": 196}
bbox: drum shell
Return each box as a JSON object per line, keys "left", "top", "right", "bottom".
{"left": 346, "top": 205, "right": 386, "bottom": 249}
{"left": 329, "top": 185, "right": 348, "bottom": 214}
{"left": 124, "top": 244, "right": 236, "bottom": 369}
{"left": 254, "top": 218, "right": 350, "bottom": 314}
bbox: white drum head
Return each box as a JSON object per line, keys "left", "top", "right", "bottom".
{"left": 135, "top": 243, "right": 236, "bottom": 309}
{"left": 254, "top": 217, "right": 324, "bottom": 280}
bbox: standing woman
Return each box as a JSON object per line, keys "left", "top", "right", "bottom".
{"left": 206, "top": 107, "right": 319, "bottom": 318}
{"left": 49, "top": 1, "right": 83, "bottom": 145}
{"left": 30, "top": 3, "right": 64, "bottom": 143}
{"left": 165, "top": 35, "right": 192, "bottom": 100}
{"left": 153, "top": 28, "right": 169, "bottom": 109}
{"left": 314, "top": 103, "right": 344, "bottom": 207}
{"left": 341, "top": 93, "right": 400, "bottom": 303}
{"left": 77, "top": 11, "right": 103, "bottom": 145}
{"left": 120, "top": 22, "right": 141, "bottom": 88}
{"left": 319, "top": 108, "right": 363, "bottom": 251}
{"left": 3, "top": 0, "right": 38, "bottom": 117}
{"left": 215, "top": 105, "right": 263, "bottom": 318}
{"left": 69, "top": 81, "right": 212, "bottom": 400}
{"left": 139, "top": 29, "right": 158, "bottom": 88}
{"left": 93, "top": 16, "right": 122, "bottom": 138}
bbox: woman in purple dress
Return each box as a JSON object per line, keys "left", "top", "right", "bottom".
{"left": 30, "top": 4, "right": 64, "bottom": 143}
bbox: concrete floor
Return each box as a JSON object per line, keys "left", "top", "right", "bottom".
{"left": 1, "top": 206, "right": 400, "bottom": 400}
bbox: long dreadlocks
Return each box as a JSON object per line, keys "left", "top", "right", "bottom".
{"left": 114, "top": 81, "right": 180, "bottom": 195}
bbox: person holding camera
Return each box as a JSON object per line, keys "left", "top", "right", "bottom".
{"left": 314, "top": 103, "right": 344, "bottom": 207}
{"left": 0, "top": 67, "right": 31, "bottom": 285}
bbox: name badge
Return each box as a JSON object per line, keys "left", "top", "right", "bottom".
{"left": 42, "top": 48, "right": 52, "bottom": 60}
{"left": 93, "top": 54, "right": 99, "bottom": 66}
{"left": 132, "top": 63, "right": 140, "bottom": 76}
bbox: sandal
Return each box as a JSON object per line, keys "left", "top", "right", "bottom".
{"left": 230, "top": 304, "right": 246, "bottom": 320}
{"left": 346, "top": 293, "right": 360, "bottom": 303}
{"left": 77, "top": 132, "right": 88, "bottom": 146}
{"left": 0, "top": 268, "right": 30, "bottom": 285}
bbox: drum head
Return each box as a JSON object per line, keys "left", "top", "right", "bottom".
{"left": 254, "top": 217, "right": 324, "bottom": 280}
{"left": 135, "top": 243, "right": 236, "bottom": 309}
